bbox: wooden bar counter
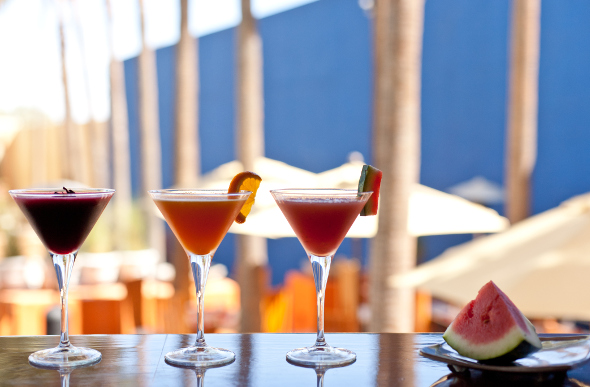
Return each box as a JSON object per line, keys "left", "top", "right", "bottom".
{"left": 1, "top": 333, "right": 589, "bottom": 386}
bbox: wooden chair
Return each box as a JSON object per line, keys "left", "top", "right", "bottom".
{"left": 262, "top": 259, "right": 362, "bottom": 333}
{"left": 124, "top": 279, "right": 178, "bottom": 333}
{"left": 325, "top": 258, "right": 361, "bottom": 332}
{"left": 187, "top": 276, "right": 240, "bottom": 333}
{"left": 124, "top": 279, "right": 143, "bottom": 328}
{"left": 140, "top": 279, "right": 176, "bottom": 333}
{"left": 414, "top": 290, "right": 433, "bottom": 332}
{"left": 0, "top": 289, "right": 58, "bottom": 335}
{"left": 265, "top": 270, "right": 316, "bottom": 333}
{"left": 69, "top": 283, "right": 135, "bottom": 334}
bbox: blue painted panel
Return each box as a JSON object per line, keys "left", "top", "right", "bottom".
{"left": 268, "top": 238, "right": 308, "bottom": 286}
{"left": 199, "top": 28, "right": 237, "bottom": 173}
{"left": 419, "top": 0, "right": 510, "bottom": 261}
{"left": 156, "top": 45, "right": 176, "bottom": 190}
{"left": 260, "top": 0, "right": 372, "bottom": 172}
{"left": 214, "top": 233, "right": 236, "bottom": 272}
{"left": 123, "top": 57, "right": 141, "bottom": 197}
{"left": 421, "top": 0, "right": 509, "bottom": 194}
{"left": 535, "top": 0, "right": 590, "bottom": 213}
{"left": 130, "top": 37, "right": 237, "bottom": 191}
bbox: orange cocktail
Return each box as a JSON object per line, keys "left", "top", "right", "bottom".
{"left": 153, "top": 196, "right": 246, "bottom": 255}
{"left": 149, "top": 189, "right": 250, "bottom": 367}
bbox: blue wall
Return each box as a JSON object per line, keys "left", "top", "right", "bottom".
{"left": 124, "top": 0, "right": 590, "bottom": 284}
{"left": 535, "top": 0, "right": 590, "bottom": 214}
{"left": 261, "top": 0, "right": 372, "bottom": 172}
{"left": 421, "top": 0, "right": 509, "bottom": 195}
{"left": 419, "top": 0, "right": 511, "bottom": 259}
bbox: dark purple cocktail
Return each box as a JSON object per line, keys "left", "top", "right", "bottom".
{"left": 9, "top": 188, "right": 114, "bottom": 368}
{"left": 14, "top": 194, "right": 111, "bottom": 255}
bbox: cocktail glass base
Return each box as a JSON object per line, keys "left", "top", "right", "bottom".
{"left": 286, "top": 345, "right": 356, "bottom": 367}
{"left": 28, "top": 345, "right": 102, "bottom": 369}
{"left": 165, "top": 346, "right": 236, "bottom": 367}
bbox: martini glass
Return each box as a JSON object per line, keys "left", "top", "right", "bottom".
{"left": 149, "top": 189, "right": 251, "bottom": 367}
{"left": 271, "top": 189, "right": 372, "bottom": 366}
{"left": 9, "top": 188, "right": 114, "bottom": 368}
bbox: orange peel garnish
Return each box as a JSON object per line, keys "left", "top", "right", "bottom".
{"left": 228, "top": 171, "right": 262, "bottom": 224}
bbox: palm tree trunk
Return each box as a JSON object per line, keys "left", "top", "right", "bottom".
{"left": 505, "top": 0, "right": 541, "bottom": 224}
{"left": 57, "top": 2, "right": 85, "bottom": 182}
{"left": 175, "top": 0, "right": 200, "bottom": 186}
{"left": 237, "top": 0, "right": 265, "bottom": 162}
{"left": 169, "top": 0, "right": 200, "bottom": 322}
{"left": 31, "top": 116, "right": 48, "bottom": 186}
{"left": 138, "top": 0, "right": 165, "bottom": 259}
{"left": 106, "top": 0, "right": 133, "bottom": 250}
{"left": 71, "top": 0, "right": 109, "bottom": 189}
{"left": 369, "top": 0, "right": 424, "bottom": 332}
{"left": 236, "top": 0, "right": 267, "bottom": 333}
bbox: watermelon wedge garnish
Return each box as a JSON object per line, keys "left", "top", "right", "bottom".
{"left": 443, "top": 281, "right": 541, "bottom": 362}
{"left": 357, "top": 164, "right": 382, "bottom": 216}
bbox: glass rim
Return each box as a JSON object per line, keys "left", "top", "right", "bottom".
{"left": 8, "top": 188, "right": 115, "bottom": 197}
{"left": 148, "top": 189, "right": 251, "bottom": 197}
{"left": 270, "top": 188, "right": 373, "bottom": 196}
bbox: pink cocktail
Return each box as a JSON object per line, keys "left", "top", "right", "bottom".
{"left": 271, "top": 189, "right": 372, "bottom": 366}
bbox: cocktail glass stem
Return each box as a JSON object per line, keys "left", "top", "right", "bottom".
{"left": 163, "top": 250, "right": 234, "bottom": 367}
{"left": 53, "top": 253, "right": 76, "bottom": 348}
{"left": 194, "top": 369, "right": 205, "bottom": 387}
{"left": 311, "top": 255, "right": 331, "bottom": 348}
{"left": 316, "top": 370, "right": 325, "bottom": 387}
{"left": 28, "top": 249, "right": 101, "bottom": 368}
{"left": 189, "top": 253, "right": 211, "bottom": 348}
{"left": 59, "top": 370, "right": 71, "bottom": 387}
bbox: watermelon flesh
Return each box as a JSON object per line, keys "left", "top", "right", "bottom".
{"left": 442, "top": 281, "right": 541, "bottom": 361}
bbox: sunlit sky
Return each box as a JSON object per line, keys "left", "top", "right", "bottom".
{"left": 0, "top": 0, "right": 319, "bottom": 123}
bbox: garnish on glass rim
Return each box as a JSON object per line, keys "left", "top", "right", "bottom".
{"left": 54, "top": 187, "right": 76, "bottom": 194}
{"left": 357, "top": 164, "right": 382, "bottom": 216}
{"left": 228, "top": 171, "right": 262, "bottom": 224}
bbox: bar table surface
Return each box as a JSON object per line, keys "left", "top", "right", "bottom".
{"left": 1, "top": 333, "right": 589, "bottom": 386}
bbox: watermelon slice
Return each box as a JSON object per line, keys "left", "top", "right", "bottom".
{"left": 443, "top": 281, "right": 541, "bottom": 362}
{"left": 358, "top": 165, "right": 382, "bottom": 216}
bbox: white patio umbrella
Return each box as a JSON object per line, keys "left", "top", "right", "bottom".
{"left": 229, "top": 160, "right": 509, "bottom": 238}
{"left": 394, "top": 193, "right": 590, "bottom": 321}
{"left": 195, "top": 157, "right": 317, "bottom": 209}
{"left": 230, "top": 204, "right": 378, "bottom": 238}
{"left": 447, "top": 176, "right": 504, "bottom": 205}
{"left": 156, "top": 157, "right": 317, "bottom": 223}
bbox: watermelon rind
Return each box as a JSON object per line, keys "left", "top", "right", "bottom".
{"left": 443, "top": 320, "right": 540, "bottom": 361}
{"left": 357, "top": 165, "right": 369, "bottom": 196}
{"left": 478, "top": 340, "right": 539, "bottom": 364}
{"left": 442, "top": 281, "right": 542, "bottom": 362}
{"left": 358, "top": 165, "right": 382, "bottom": 216}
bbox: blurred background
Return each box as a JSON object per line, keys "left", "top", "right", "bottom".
{"left": 0, "top": 0, "right": 588, "bottom": 337}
